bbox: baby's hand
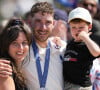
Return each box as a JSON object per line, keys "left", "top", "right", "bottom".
{"left": 78, "top": 31, "right": 92, "bottom": 41}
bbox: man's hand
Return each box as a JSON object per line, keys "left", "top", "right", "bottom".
{"left": 52, "top": 36, "right": 65, "bottom": 47}
{"left": 0, "top": 59, "right": 12, "bottom": 78}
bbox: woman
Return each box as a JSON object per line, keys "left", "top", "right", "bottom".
{"left": 0, "top": 17, "right": 32, "bottom": 90}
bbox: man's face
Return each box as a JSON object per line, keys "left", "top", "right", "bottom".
{"left": 31, "top": 12, "right": 54, "bottom": 42}
{"left": 79, "top": 0, "right": 98, "bottom": 18}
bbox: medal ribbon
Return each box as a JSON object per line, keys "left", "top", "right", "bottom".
{"left": 32, "top": 41, "right": 50, "bottom": 88}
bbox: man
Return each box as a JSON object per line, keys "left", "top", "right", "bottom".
{"left": 77, "top": 0, "right": 99, "bottom": 18}
{"left": 0, "top": 2, "right": 66, "bottom": 90}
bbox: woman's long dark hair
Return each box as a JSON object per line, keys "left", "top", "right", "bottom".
{"left": 0, "top": 17, "right": 32, "bottom": 89}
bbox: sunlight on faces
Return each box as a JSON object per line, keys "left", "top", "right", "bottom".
{"left": 9, "top": 32, "right": 29, "bottom": 63}
{"left": 31, "top": 12, "right": 54, "bottom": 42}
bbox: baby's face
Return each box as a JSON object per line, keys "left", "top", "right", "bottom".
{"left": 69, "top": 21, "right": 91, "bottom": 41}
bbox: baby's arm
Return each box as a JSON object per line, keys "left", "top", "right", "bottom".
{"left": 79, "top": 31, "right": 100, "bottom": 57}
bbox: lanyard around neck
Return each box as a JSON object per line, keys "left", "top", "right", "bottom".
{"left": 32, "top": 41, "right": 50, "bottom": 88}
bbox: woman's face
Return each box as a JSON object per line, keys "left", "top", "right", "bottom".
{"left": 9, "top": 32, "right": 29, "bottom": 63}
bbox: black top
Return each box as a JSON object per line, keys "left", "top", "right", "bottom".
{"left": 63, "top": 40, "right": 97, "bottom": 87}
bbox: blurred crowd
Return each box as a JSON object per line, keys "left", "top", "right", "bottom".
{"left": 0, "top": 0, "right": 100, "bottom": 42}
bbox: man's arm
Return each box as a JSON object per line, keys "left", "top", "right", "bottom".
{"left": 0, "top": 76, "right": 15, "bottom": 90}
